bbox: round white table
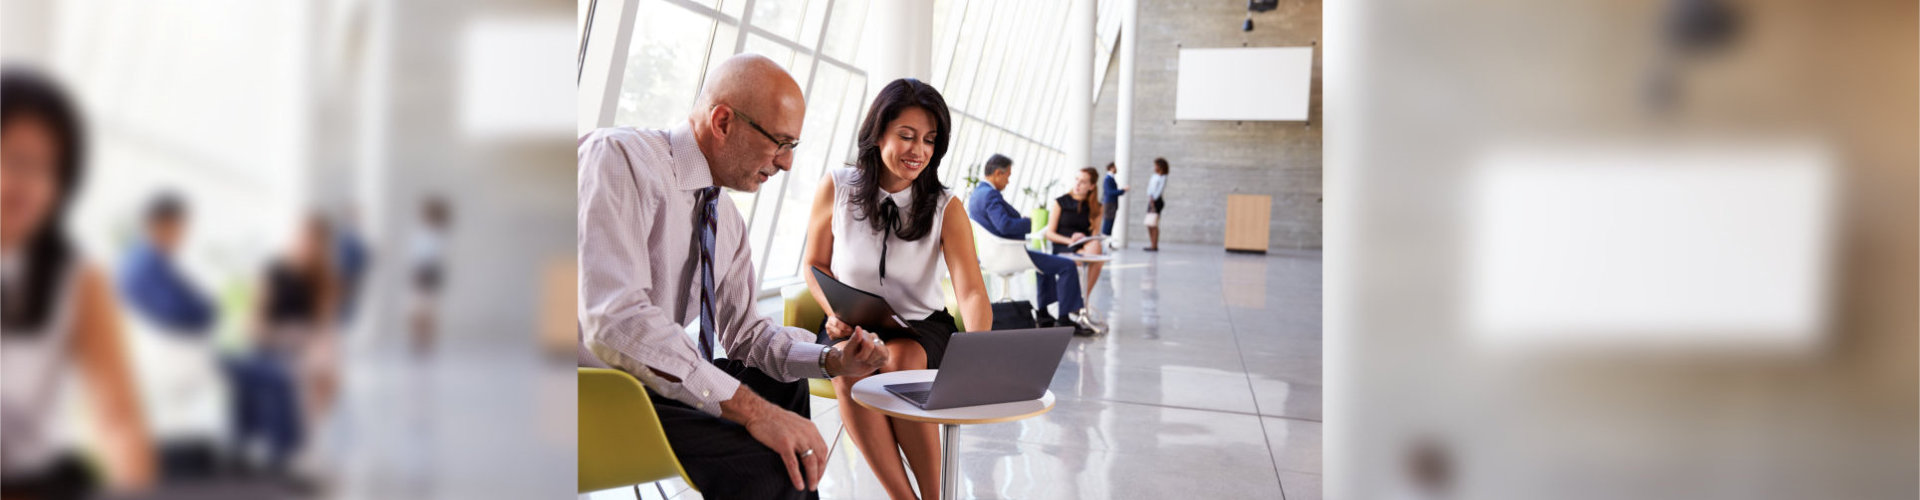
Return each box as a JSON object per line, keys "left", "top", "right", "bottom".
{"left": 850, "top": 369, "right": 1055, "bottom": 500}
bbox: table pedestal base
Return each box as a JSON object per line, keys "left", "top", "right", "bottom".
{"left": 942, "top": 423, "right": 959, "bottom": 500}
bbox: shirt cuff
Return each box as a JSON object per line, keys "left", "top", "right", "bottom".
{"left": 783, "top": 341, "right": 830, "bottom": 380}
{"left": 681, "top": 361, "right": 745, "bottom": 417}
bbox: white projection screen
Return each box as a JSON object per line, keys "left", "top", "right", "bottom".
{"left": 1175, "top": 46, "right": 1314, "bottom": 121}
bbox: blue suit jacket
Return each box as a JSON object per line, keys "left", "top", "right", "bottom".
{"left": 1101, "top": 174, "right": 1126, "bottom": 206}
{"left": 968, "top": 183, "right": 1030, "bottom": 240}
{"left": 120, "top": 243, "right": 216, "bottom": 335}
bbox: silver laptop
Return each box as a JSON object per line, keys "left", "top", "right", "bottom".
{"left": 884, "top": 327, "right": 1074, "bottom": 410}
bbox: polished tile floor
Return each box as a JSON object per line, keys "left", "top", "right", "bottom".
{"left": 598, "top": 242, "right": 1322, "bottom": 500}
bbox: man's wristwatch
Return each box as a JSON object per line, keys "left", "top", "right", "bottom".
{"left": 819, "top": 344, "right": 836, "bottom": 378}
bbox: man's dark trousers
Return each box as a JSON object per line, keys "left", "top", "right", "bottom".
{"left": 647, "top": 358, "right": 818, "bottom": 499}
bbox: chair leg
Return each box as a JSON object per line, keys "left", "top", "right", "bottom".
{"left": 631, "top": 480, "right": 672, "bottom": 499}
{"left": 827, "top": 424, "right": 846, "bottom": 462}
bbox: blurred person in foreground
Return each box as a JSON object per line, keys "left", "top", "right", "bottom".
{"left": 577, "top": 53, "right": 889, "bottom": 498}
{"left": 968, "top": 153, "right": 1090, "bottom": 334}
{"left": 0, "top": 66, "right": 156, "bottom": 499}
{"left": 225, "top": 214, "right": 339, "bottom": 492}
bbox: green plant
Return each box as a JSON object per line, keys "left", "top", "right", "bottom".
{"left": 1021, "top": 178, "right": 1061, "bottom": 210}
{"left": 961, "top": 162, "right": 983, "bottom": 192}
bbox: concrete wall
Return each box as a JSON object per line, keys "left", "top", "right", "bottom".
{"left": 1090, "top": 0, "right": 1322, "bottom": 250}
{"left": 376, "top": 0, "right": 579, "bottom": 352}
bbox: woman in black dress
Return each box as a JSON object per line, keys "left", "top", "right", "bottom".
{"left": 1043, "top": 166, "right": 1106, "bottom": 299}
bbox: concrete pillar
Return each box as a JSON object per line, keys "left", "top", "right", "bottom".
{"left": 861, "top": 0, "right": 935, "bottom": 96}
{"left": 1065, "top": 0, "right": 1095, "bottom": 188}
{"left": 1112, "top": 0, "right": 1138, "bottom": 247}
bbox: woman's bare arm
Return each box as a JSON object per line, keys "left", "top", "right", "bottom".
{"left": 940, "top": 201, "right": 992, "bottom": 332}
{"left": 72, "top": 264, "right": 156, "bottom": 491}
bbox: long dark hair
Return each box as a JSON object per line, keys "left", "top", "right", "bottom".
{"left": 848, "top": 78, "right": 951, "bottom": 241}
{"left": 1, "top": 67, "right": 86, "bottom": 333}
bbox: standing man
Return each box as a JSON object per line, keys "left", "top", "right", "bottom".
{"left": 577, "top": 54, "right": 890, "bottom": 498}
{"left": 968, "top": 154, "right": 1092, "bottom": 334}
{"left": 1099, "top": 162, "right": 1126, "bottom": 242}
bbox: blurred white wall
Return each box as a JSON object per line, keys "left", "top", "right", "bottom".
{"left": 1327, "top": 0, "right": 1916, "bottom": 499}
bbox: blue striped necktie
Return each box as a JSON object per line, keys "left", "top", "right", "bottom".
{"left": 695, "top": 186, "right": 720, "bottom": 360}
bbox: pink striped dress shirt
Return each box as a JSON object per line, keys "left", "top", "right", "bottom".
{"left": 576, "top": 123, "right": 825, "bottom": 416}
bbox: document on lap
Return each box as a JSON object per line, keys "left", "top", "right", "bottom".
{"left": 1066, "top": 234, "right": 1103, "bottom": 251}
{"left": 810, "top": 266, "right": 918, "bottom": 337}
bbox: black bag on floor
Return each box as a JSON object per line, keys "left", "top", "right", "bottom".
{"left": 990, "top": 301, "right": 1036, "bottom": 331}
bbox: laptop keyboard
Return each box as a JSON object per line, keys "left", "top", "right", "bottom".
{"left": 898, "top": 389, "right": 932, "bottom": 406}
{"left": 886, "top": 382, "right": 936, "bottom": 407}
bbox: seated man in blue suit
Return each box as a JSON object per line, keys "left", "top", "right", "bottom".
{"left": 121, "top": 193, "right": 216, "bottom": 337}
{"left": 968, "top": 154, "right": 1089, "bottom": 333}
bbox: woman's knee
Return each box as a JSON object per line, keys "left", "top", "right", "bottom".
{"left": 884, "top": 340, "right": 927, "bottom": 372}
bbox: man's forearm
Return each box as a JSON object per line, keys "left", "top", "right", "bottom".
{"left": 718, "top": 383, "right": 778, "bottom": 426}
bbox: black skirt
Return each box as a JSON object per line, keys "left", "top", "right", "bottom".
{"left": 0, "top": 454, "right": 96, "bottom": 500}
{"left": 817, "top": 309, "right": 957, "bottom": 369}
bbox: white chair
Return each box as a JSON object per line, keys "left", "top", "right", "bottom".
{"left": 973, "top": 223, "right": 1038, "bottom": 302}
{"left": 124, "top": 317, "right": 231, "bottom": 451}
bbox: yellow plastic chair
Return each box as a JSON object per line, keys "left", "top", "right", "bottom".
{"left": 1028, "top": 207, "right": 1051, "bottom": 252}
{"left": 940, "top": 277, "right": 967, "bottom": 332}
{"left": 781, "top": 284, "right": 840, "bottom": 401}
{"left": 578, "top": 367, "right": 696, "bottom": 496}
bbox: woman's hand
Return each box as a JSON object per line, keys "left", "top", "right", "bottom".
{"left": 824, "top": 315, "right": 855, "bottom": 340}
{"left": 1070, "top": 232, "right": 1087, "bottom": 241}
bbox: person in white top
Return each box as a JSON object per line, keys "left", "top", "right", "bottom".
{"left": 1, "top": 66, "right": 154, "bottom": 497}
{"left": 408, "top": 196, "right": 450, "bottom": 357}
{"left": 802, "top": 78, "right": 992, "bottom": 500}
{"left": 1144, "top": 157, "right": 1171, "bottom": 251}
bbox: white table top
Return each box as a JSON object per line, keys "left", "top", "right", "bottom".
{"left": 1057, "top": 252, "right": 1114, "bottom": 263}
{"left": 849, "top": 370, "right": 1056, "bottom": 425}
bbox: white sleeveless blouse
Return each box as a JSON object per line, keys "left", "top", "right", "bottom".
{"left": 1, "top": 256, "right": 80, "bottom": 477}
{"left": 826, "top": 167, "right": 957, "bottom": 320}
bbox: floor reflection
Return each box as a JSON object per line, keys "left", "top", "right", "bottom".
{"left": 676, "top": 243, "right": 1324, "bottom": 500}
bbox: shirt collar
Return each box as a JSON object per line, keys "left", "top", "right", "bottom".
{"left": 884, "top": 184, "right": 914, "bottom": 207}
{"left": 667, "top": 122, "right": 716, "bottom": 192}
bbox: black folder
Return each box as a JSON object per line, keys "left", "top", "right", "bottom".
{"left": 810, "top": 266, "right": 917, "bottom": 337}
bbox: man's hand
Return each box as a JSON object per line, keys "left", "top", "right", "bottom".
{"left": 826, "top": 328, "right": 889, "bottom": 377}
{"left": 823, "top": 315, "right": 854, "bottom": 340}
{"left": 722, "top": 388, "right": 829, "bottom": 491}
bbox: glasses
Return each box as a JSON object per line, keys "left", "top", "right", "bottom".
{"left": 732, "top": 109, "right": 800, "bottom": 154}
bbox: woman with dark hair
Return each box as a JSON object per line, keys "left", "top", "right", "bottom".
{"left": 228, "top": 213, "right": 340, "bottom": 482}
{"left": 801, "top": 78, "right": 991, "bottom": 500}
{"left": 1144, "top": 157, "right": 1169, "bottom": 251}
{"left": 0, "top": 67, "right": 156, "bottom": 499}
{"left": 409, "top": 196, "right": 451, "bottom": 357}
{"left": 1045, "top": 167, "right": 1108, "bottom": 296}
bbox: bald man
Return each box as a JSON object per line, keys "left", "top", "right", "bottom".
{"left": 578, "top": 54, "right": 890, "bottom": 498}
